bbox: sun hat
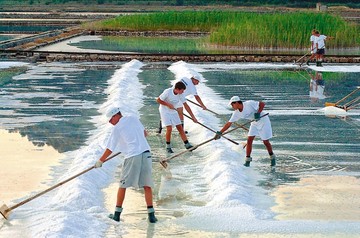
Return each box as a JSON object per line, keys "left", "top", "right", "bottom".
{"left": 190, "top": 76, "right": 201, "bottom": 83}
{"left": 106, "top": 107, "right": 121, "bottom": 120}
{"left": 228, "top": 96, "right": 241, "bottom": 105}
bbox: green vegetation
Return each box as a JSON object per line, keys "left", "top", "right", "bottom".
{"left": 85, "top": 11, "right": 359, "bottom": 49}
{"left": 0, "top": 0, "right": 358, "bottom": 8}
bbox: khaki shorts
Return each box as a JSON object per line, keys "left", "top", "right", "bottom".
{"left": 119, "top": 151, "right": 154, "bottom": 189}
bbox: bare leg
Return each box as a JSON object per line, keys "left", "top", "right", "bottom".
{"left": 144, "top": 186, "right": 153, "bottom": 206}
{"left": 116, "top": 187, "right": 126, "bottom": 207}
{"left": 175, "top": 124, "right": 187, "bottom": 141}
{"left": 165, "top": 125, "right": 172, "bottom": 142}
{"left": 263, "top": 140, "right": 273, "bottom": 155}
{"left": 246, "top": 136, "right": 255, "bottom": 157}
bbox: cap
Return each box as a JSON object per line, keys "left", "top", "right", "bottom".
{"left": 228, "top": 96, "right": 241, "bottom": 105}
{"left": 190, "top": 76, "right": 201, "bottom": 83}
{"left": 106, "top": 107, "right": 121, "bottom": 120}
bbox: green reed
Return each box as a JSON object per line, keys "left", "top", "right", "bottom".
{"left": 85, "top": 11, "right": 359, "bottom": 49}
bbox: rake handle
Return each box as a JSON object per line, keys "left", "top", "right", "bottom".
{"left": 183, "top": 113, "right": 239, "bottom": 145}
{"left": 4, "top": 151, "right": 121, "bottom": 215}
{"left": 187, "top": 99, "right": 249, "bottom": 131}
{"left": 336, "top": 88, "right": 360, "bottom": 105}
{"left": 161, "top": 113, "right": 268, "bottom": 164}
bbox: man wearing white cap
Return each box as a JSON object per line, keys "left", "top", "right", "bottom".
{"left": 158, "top": 76, "right": 206, "bottom": 134}
{"left": 94, "top": 107, "right": 157, "bottom": 223}
{"left": 214, "top": 96, "right": 276, "bottom": 167}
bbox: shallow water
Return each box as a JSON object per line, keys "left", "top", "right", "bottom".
{"left": 0, "top": 60, "right": 359, "bottom": 237}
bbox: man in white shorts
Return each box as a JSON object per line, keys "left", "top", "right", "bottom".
{"left": 94, "top": 107, "right": 157, "bottom": 223}
{"left": 214, "top": 96, "right": 276, "bottom": 167}
{"left": 157, "top": 81, "right": 197, "bottom": 153}
{"left": 158, "top": 76, "right": 206, "bottom": 134}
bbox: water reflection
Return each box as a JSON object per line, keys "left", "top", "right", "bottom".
{"left": 308, "top": 70, "right": 325, "bottom": 103}
{"left": 69, "top": 35, "right": 360, "bottom": 55}
{"left": 0, "top": 129, "right": 63, "bottom": 203}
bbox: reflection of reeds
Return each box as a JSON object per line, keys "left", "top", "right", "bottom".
{"left": 101, "top": 36, "right": 206, "bottom": 54}
{"left": 83, "top": 11, "right": 359, "bottom": 49}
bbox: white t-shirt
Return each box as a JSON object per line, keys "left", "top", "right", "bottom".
{"left": 229, "top": 100, "right": 262, "bottom": 121}
{"left": 315, "top": 35, "right": 327, "bottom": 49}
{"left": 310, "top": 35, "right": 316, "bottom": 49}
{"left": 179, "top": 77, "right": 198, "bottom": 97}
{"left": 229, "top": 100, "right": 272, "bottom": 140}
{"left": 158, "top": 87, "right": 186, "bottom": 115}
{"left": 106, "top": 115, "right": 150, "bottom": 159}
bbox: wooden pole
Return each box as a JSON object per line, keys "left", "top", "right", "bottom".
{"left": 160, "top": 114, "right": 268, "bottom": 168}
{"left": 183, "top": 113, "right": 239, "bottom": 145}
{"left": 187, "top": 99, "right": 249, "bottom": 131}
{"left": 0, "top": 152, "right": 121, "bottom": 220}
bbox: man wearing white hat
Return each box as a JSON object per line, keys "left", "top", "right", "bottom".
{"left": 214, "top": 96, "right": 276, "bottom": 167}
{"left": 94, "top": 107, "right": 157, "bottom": 223}
{"left": 158, "top": 76, "right": 206, "bottom": 134}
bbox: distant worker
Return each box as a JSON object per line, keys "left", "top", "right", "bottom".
{"left": 214, "top": 96, "right": 275, "bottom": 167}
{"left": 314, "top": 30, "right": 334, "bottom": 67}
{"left": 306, "top": 29, "right": 318, "bottom": 66}
{"left": 158, "top": 76, "right": 206, "bottom": 134}
{"left": 94, "top": 107, "right": 157, "bottom": 223}
{"left": 156, "top": 81, "right": 197, "bottom": 153}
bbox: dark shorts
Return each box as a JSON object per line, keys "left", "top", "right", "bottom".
{"left": 317, "top": 48, "right": 325, "bottom": 55}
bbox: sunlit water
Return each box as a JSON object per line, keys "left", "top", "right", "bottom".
{"left": 0, "top": 60, "right": 359, "bottom": 237}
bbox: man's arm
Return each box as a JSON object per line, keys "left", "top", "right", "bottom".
{"left": 94, "top": 148, "right": 113, "bottom": 168}
{"left": 258, "top": 101, "right": 265, "bottom": 113}
{"left": 194, "top": 95, "right": 207, "bottom": 110}
{"left": 214, "top": 121, "right": 232, "bottom": 140}
{"left": 156, "top": 97, "right": 175, "bottom": 110}
{"left": 183, "top": 102, "right": 198, "bottom": 123}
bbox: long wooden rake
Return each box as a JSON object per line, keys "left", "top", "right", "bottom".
{"left": 160, "top": 114, "right": 269, "bottom": 169}
{"left": 0, "top": 152, "right": 121, "bottom": 220}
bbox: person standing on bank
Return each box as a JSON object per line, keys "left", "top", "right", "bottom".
{"left": 306, "top": 29, "right": 318, "bottom": 66}
{"left": 314, "top": 30, "right": 333, "bottom": 67}
{"left": 157, "top": 81, "right": 197, "bottom": 153}
{"left": 158, "top": 76, "right": 206, "bottom": 134}
{"left": 94, "top": 107, "right": 157, "bottom": 223}
{"left": 214, "top": 96, "right": 276, "bottom": 167}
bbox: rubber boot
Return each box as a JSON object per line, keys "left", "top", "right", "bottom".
{"left": 157, "top": 120, "right": 162, "bottom": 134}
{"left": 148, "top": 207, "right": 158, "bottom": 223}
{"left": 270, "top": 154, "right": 276, "bottom": 167}
{"left": 108, "top": 206, "right": 123, "bottom": 222}
{"left": 184, "top": 141, "right": 193, "bottom": 150}
{"left": 166, "top": 143, "right": 173, "bottom": 153}
{"left": 244, "top": 156, "right": 252, "bottom": 167}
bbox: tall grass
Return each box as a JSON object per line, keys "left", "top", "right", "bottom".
{"left": 84, "top": 11, "right": 359, "bottom": 49}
